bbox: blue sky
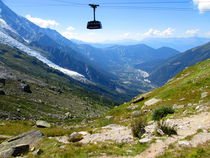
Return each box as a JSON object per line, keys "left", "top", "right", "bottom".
{"left": 2, "top": 0, "right": 210, "bottom": 42}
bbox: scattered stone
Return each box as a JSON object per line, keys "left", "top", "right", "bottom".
{"left": 139, "top": 138, "right": 152, "bottom": 144}
{"left": 0, "top": 90, "right": 5, "bottom": 95}
{"left": 144, "top": 98, "right": 162, "bottom": 106}
{"left": 64, "top": 112, "right": 73, "bottom": 119}
{"left": 126, "top": 150, "right": 133, "bottom": 153}
{"left": 36, "top": 120, "right": 51, "bottom": 128}
{"left": 178, "top": 141, "right": 191, "bottom": 147}
{"left": 32, "top": 149, "right": 43, "bottom": 155}
{"left": 59, "top": 145, "right": 65, "bottom": 149}
{"left": 105, "top": 116, "right": 114, "bottom": 120}
{"left": 201, "top": 92, "right": 208, "bottom": 98}
{"left": 132, "top": 110, "right": 141, "bottom": 117}
{"left": 173, "top": 104, "right": 185, "bottom": 109}
{"left": 179, "top": 98, "right": 185, "bottom": 101}
{"left": 188, "top": 103, "right": 193, "bottom": 106}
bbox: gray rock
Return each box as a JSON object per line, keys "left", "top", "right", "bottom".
{"left": 139, "top": 138, "right": 152, "bottom": 144}
{"left": 173, "top": 104, "right": 185, "bottom": 109}
{"left": 0, "top": 130, "right": 43, "bottom": 158}
{"left": 132, "top": 110, "right": 141, "bottom": 117}
{"left": 144, "top": 98, "right": 162, "bottom": 106}
{"left": 105, "top": 116, "right": 114, "bottom": 120}
{"left": 36, "top": 120, "right": 51, "bottom": 128}
{"left": 178, "top": 141, "right": 191, "bottom": 147}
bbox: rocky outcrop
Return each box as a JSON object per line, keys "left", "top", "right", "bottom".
{"left": 0, "top": 130, "right": 43, "bottom": 158}
{"left": 36, "top": 120, "right": 51, "bottom": 128}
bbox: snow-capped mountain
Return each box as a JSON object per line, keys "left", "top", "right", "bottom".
{"left": 0, "top": 0, "right": 115, "bottom": 88}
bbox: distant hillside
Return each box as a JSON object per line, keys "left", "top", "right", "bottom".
{"left": 0, "top": 44, "right": 121, "bottom": 121}
{"left": 148, "top": 42, "right": 210, "bottom": 86}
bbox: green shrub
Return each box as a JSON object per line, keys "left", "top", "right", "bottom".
{"left": 131, "top": 117, "right": 146, "bottom": 138}
{"left": 157, "top": 120, "right": 177, "bottom": 136}
{"left": 152, "top": 106, "right": 174, "bottom": 121}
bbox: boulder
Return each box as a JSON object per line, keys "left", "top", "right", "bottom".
{"left": 69, "top": 132, "right": 83, "bottom": 142}
{"left": 0, "top": 130, "right": 43, "bottom": 158}
{"left": 144, "top": 98, "right": 162, "bottom": 106}
{"left": 139, "top": 138, "right": 152, "bottom": 144}
{"left": 36, "top": 120, "right": 51, "bottom": 128}
{"left": 0, "top": 90, "right": 5, "bottom": 95}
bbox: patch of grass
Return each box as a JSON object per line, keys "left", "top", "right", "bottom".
{"left": 157, "top": 120, "right": 177, "bottom": 136}
{"left": 152, "top": 106, "right": 174, "bottom": 121}
{"left": 27, "top": 138, "right": 148, "bottom": 158}
{"left": 131, "top": 117, "right": 146, "bottom": 138}
{"left": 158, "top": 141, "right": 210, "bottom": 158}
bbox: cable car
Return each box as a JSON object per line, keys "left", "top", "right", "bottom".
{"left": 87, "top": 4, "right": 102, "bottom": 29}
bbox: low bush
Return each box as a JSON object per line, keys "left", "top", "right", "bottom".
{"left": 152, "top": 106, "right": 174, "bottom": 121}
{"left": 131, "top": 117, "right": 146, "bottom": 138}
{"left": 157, "top": 120, "right": 177, "bottom": 136}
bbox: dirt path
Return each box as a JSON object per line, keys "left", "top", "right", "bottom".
{"left": 97, "top": 112, "right": 210, "bottom": 158}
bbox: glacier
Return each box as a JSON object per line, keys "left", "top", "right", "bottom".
{"left": 0, "top": 29, "right": 87, "bottom": 82}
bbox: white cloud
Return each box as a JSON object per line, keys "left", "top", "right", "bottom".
{"left": 185, "top": 29, "right": 199, "bottom": 36}
{"left": 66, "top": 26, "right": 75, "bottom": 31}
{"left": 193, "top": 0, "right": 210, "bottom": 12}
{"left": 25, "top": 15, "right": 59, "bottom": 28}
{"left": 143, "top": 28, "right": 175, "bottom": 37}
{"left": 61, "top": 26, "right": 78, "bottom": 39}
